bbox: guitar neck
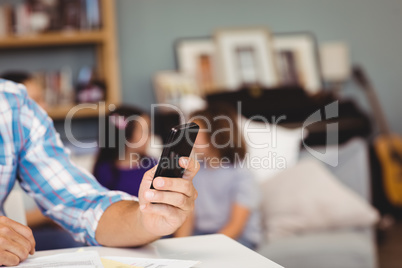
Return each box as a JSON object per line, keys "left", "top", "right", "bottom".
{"left": 353, "top": 66, "right": 392, "bottom": 137}
{"left": 365, "top": 84, "right": 392, "bottom": 136}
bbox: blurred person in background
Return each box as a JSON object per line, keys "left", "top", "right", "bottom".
{"left": 1, "top": 71, "right": 46, "bottom": 109}
{"left": 175, "top": 104, "right": 262, "bottom": 249}
{"left": 94, "top": 106, "right": 157, "bottom": 197}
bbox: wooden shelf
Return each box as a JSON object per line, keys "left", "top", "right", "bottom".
{"left": 0, "top": 31, "right": 106, "bottom": 48}
{"left": 0, "top": 0, "right": 121, "bottom": 120}
{"left": 46, "top": 103, "right": 109, "bottom": 120}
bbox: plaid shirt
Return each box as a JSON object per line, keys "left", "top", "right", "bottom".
{"left": 0, "top": 80, "right": 137, "bottom": 245}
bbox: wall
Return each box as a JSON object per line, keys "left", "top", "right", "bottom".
{"left": 116, "top": 0, "right": 402, "bottom": 134}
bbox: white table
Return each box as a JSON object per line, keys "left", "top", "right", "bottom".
{"left": 35, "top": 234, "right": 283, "bottom": 268}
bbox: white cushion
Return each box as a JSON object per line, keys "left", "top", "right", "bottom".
{"left": 261, "top": 158, "right": 379, "bottom": 241}
{"left": 241, "top": 118, "right": 303, "bottom": 183}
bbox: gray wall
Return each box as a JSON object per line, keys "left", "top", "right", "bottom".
{"left": 0, "top": 0, "right": 400, "bottom": 137}
{"left": 116, "top": 0, "right": 402, "bottom": 134}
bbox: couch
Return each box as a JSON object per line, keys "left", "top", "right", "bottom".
{"left": 257, "top": 138, "right": 378, "bottom": 268}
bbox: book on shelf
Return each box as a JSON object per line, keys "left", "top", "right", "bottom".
{"left": 34, "top": 67, "right": 75, "bottom": 108}
{"left": 15, "top": 3, "right": 30, "bottom": 36}
{"left": 76, "top": 66, "right": 106, "bottom": 104}
{"left": 0, "top": 7, "right": 6, "bottom": 37}
{"left": 0, "top": 0, "right": 102, "bottom": 38}
{"left": 0, "top": 5, "right": 13, "bottom": 38}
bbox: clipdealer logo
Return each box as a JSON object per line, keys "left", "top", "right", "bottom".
{"left": 302, "top": 101, "right": 339, "bottom": 167}
{"left": 64, "top": 101, "right": 340, "bottom": 168}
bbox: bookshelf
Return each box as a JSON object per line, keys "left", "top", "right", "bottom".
{"left": 0, "top": 31, "right": 105, "bottom": 48}
{"left": 0, "top": 0, "right": 121, "bottom": 120}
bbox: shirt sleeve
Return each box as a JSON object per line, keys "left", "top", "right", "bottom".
{"left": 234, "top": 169, "right": 261, "bottom": 210}
{"left": 16, "top": 92, "right": 137, "bottom": 246}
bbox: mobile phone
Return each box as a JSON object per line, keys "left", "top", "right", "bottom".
{"left": 151, "top": 122, "right": 199, "bottom": 189}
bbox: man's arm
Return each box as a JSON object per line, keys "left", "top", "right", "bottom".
{"left": 95, "top": 201, "right": 153, "bottom": 247}
{"left": 17, "top": 94, "right": 138, "bottom": 246}
{"left": 96, "top": 157, "right": 199, "bottom": 246}
{"left": 14, "top": 84, "right": 199, "bottom": 248}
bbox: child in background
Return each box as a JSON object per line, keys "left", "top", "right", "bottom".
{"left": 94, "top": 105, "right": 156, "bottom": 197}
{"left": 175, "top": 104, "right": 262, "bottom": 249}
{"left": 1, "top": 71, "right": 46, "bottom": 108}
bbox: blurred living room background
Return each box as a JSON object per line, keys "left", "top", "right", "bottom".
{"left": 1, "top": 1, "right": 402, "bottom": 268}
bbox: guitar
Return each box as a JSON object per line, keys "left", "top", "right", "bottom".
{"left": 353, "top": 66, "right": 402, "bottom": 207}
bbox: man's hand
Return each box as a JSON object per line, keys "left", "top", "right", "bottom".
{"left": 95, "top": 157, "right": 199, "bottom": 247}
{"left": 0, "top": 216, "right": 35, "bottom": 266}
{"left": 138, "top": 157, "right": 199, "bottom": 236}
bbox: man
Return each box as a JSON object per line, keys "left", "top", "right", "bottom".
{"left": 0, "top": 79, "right": 199, "bottom": 266}
{"left": 1, "top": 71, "right": 77, "bottom": 250}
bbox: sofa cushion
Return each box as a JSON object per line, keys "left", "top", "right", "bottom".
{"left": 300, "top": 138, "right": 371, "bottom": 201}
{"left": 241, "top": 118, "right": 303, "bottom": 184}
{"left": 261, "top": 158, "right": 379, "bottom": 241}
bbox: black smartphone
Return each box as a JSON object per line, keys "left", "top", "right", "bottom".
{"left": 151, "top": 122, "right": 199, "bottom": 189}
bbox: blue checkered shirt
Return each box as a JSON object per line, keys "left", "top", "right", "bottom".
{"left": 0, "top": 80, "right": 137, "bottom": 245}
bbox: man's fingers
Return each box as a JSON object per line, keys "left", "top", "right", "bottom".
{"left": 14, "top": 226, "right": 34, "bottom": 255}
{"left": 152, "top": 177, "right": 196, "bottom": 198}
{"left": 0, "top": 235, "right": 29, "bottom": 263}
{"left": 0, "top": 217, "right": 35, "bottom": 255}
{"left": 140, "top": 202, "right": 184, "bottom": 223}
{"left": 8, "top": 229, "right": 34, "bottom": 257}
{"left": 0, "top": 251, "right": 20, "bottom": 267}
{"left": 142, "top": 166, "right": 157, "bottom": 184}
{"left": 179, "top": 157, "right": 199, "bottom": 180}
{"left": 144, "top": 190, "right": 193, "bottom": 211}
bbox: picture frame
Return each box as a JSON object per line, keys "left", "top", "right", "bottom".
{"left": 153, "top": 71, "right": 199, "bottom": 105}
{"left": 319, "top": 41, "right": 351, "bottom": 83}
{"left": 153, "top": 71, "right": 207, "bottom": 118}
{"left": 175, "top": 38, "right": 218, "bottom": 95}
{"left": 273, "top": 32, "right": 323, "bottom": 93}
{"left": 214, "top": 27, "right": 279, "bottom": 90}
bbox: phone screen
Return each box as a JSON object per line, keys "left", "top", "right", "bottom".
{"left": 151, "top": 123, "right": 199, "bottom": 188}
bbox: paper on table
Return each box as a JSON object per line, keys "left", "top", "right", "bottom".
{"left": 9, "top": 251, "right": 103, "bottom": 268}
{"left": 101, "top": 258, "right": 141, "bottom": 268}
{"left": 103, "top": 256, "right": 200, "bottom": 268}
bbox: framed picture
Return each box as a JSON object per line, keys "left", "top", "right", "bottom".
{"left": 153, "top": 71, "right": 199, "bottom": 104}
{"left": 273, "top": 32, "right": 323, "bottom": 93}
{"left": 175, "top": 38, "right": 218, "bottom": 95}
{"left": 214, "top": 27, "right": 279, "bottom": 90}
{"left": 319, "top": 41, "right": 351, "bottom": 83}
{"left": 153, "top": 71, "right": 207, "bottom": 117}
